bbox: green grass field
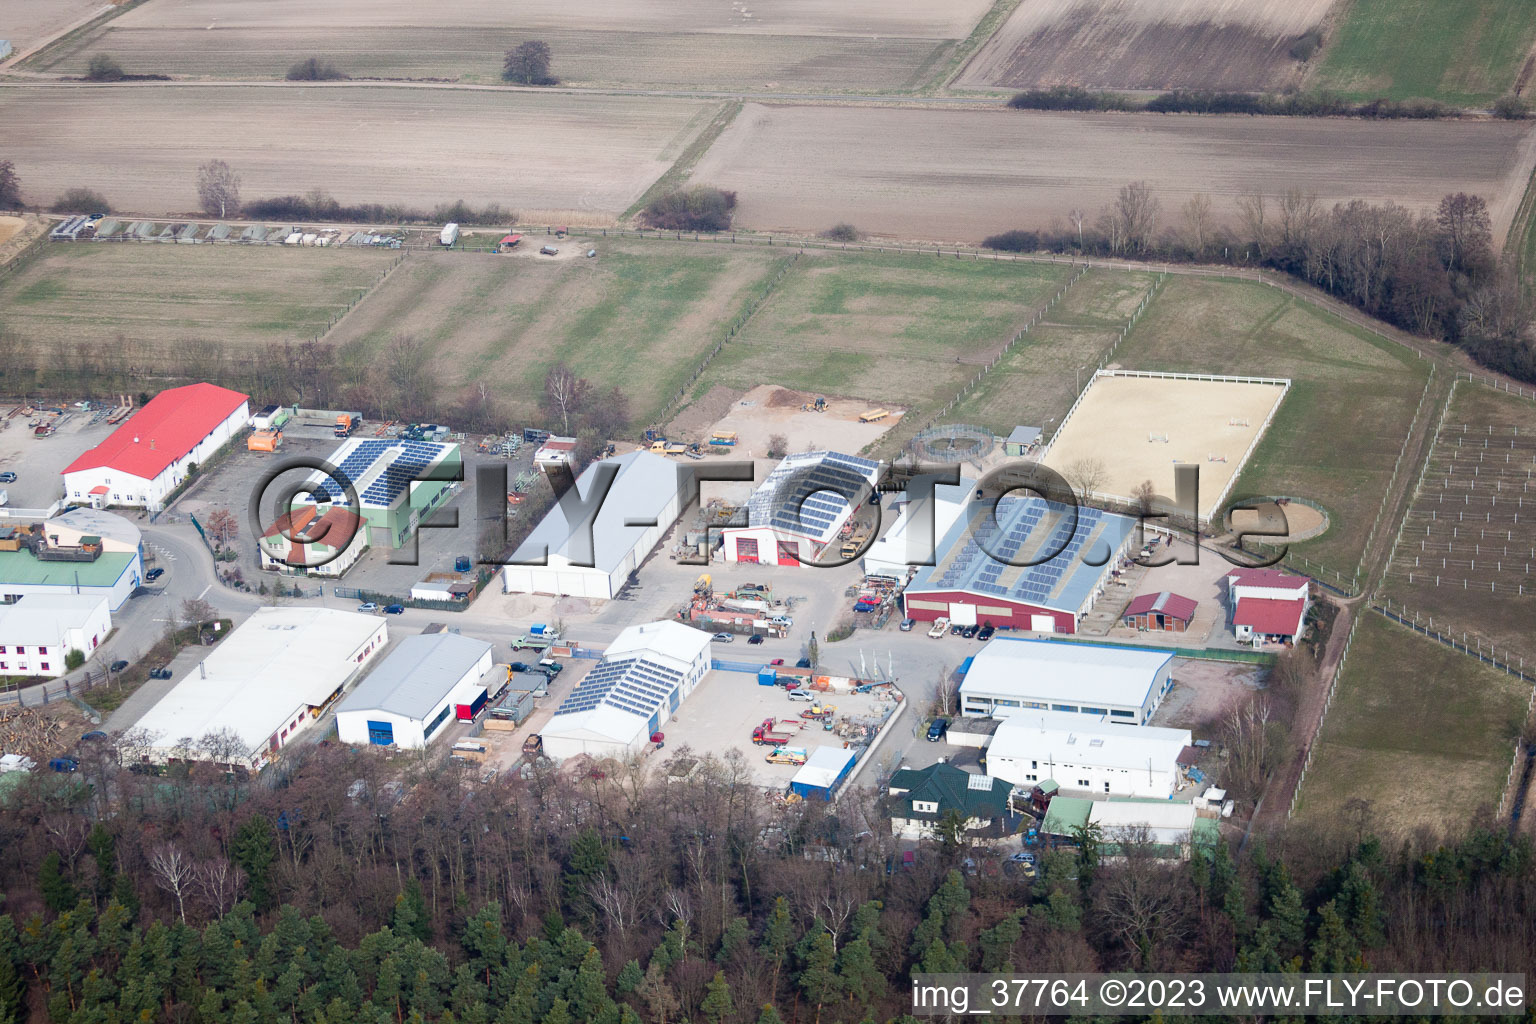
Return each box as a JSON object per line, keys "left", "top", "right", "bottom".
{"left": 1110, "top": 276, "right": 1433, "bottom": 580}
{"left": 1315, "top": 0, "right": 1536, "bottom": 105}
{"left": 1296, "top": 611, "right": 1530, "bottom": 833}
{"left": 694, "top": 250, "right": 1072, "bottom": 452}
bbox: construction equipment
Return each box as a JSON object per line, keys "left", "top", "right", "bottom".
{"left": 693, "top": 573, "right": 712, "bottom": 596}
{"left": 799, "top": 704, "right": 836, "bottom": 719}
{"left": 709, "top": 431, "right": 738, "bottom": 447}
{"left": 813, "top": 396, "right": 826, "bottom": 412}
{"left": 839, "top": 525, "right": 871, "bottom": 559}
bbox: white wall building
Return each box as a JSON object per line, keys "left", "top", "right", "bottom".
{"left": 959, "top": 638, "right": 1175, "bottom": 725}
{"left": 1225, "top": 567, "right": 1310, "bottom": 643}
{"left": 862, "top": 477, "right": 974, "bottom": 580}
{"left": 541, "top": 620, "right": 711, "bottom": 760}
{"left": 720, "top": 451, "right": 880, "bottom": 567}
{"left": 0, "top": 595, "right": 111, "bottom": 678}
{"left": 336, "top": 633, "right": 496, "bottom": 749}
{"left": 504, "top": 451, "right": 693, "bottom": 600}
{"left": 0, "top": 512, "right": 144, "bottom": 612}
{"left": 63, "top": 383, "right": 251, "bottom": 510}
{"left": 45, "top": 508, "right": 143, "bottom": 555}
{"left": 130, "top": 608, "right": 387, "bottom": 769}
{"left": 984, "top": 712, "right": 1191, "bottom": 798}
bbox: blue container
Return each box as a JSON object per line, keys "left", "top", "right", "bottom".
{"left": 758, "top": 667, "right": 777, "bottom": 687}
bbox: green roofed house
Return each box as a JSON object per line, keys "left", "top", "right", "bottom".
{"left": 887, "top": 761, "right": 1018, "bottom": 841}
{"left": 0, "top": 512, "right": 144, "bottom": 611}
{"left": 305, "top": 437, "right": 462, "bottom": 550}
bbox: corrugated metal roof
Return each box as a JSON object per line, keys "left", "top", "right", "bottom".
{"left": 337, "top": 633, "right": 491, "bottom": 720}
{"left": 960, "top": 637, "right": 1171, "bottom": 708}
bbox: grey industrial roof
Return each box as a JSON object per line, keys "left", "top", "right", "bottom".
{"left": 747, "top": 451, "right": 880, "bottom": 544}
{"left": 1005, "top": 426, "right": 1042, "bottom": 446}
{"left": 906, "top": 495, "right": 1136, "bottom": 614}
{"left": 337, "top": 633, "right": 491, "bottom": 720}
{"left": 511, "top": 451, "right": 684, "bottom": 576}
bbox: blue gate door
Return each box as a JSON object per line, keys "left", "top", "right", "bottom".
{"left": 367, "top": 720, "right": 394, "bottom": 745}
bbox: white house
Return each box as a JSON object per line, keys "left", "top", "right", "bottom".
{"left": 336, "top": 633, "right": 496, "bottom": 749}
{"left": 984, "top": 712, "right": 1191, "bottom": 798}
{"left": 541, "top": 620, "right": 710, "bottom": 760}
{"left": 504, "top": 451, "right": 693, "bottom": 600}
{"left": 1225, "top": 567, "right": 1309, "bottom": 643}
{"left": 887, "top": 762, "right": 1014, "bottom": 841}
{"left": 959, "top": 637, "right": 1174, "bottom": 725}
{"left": 130, "top": 608, "right": 387, "bottom": 769}
{"left": 0, "top": 595, "right": 111, "bottom": 678}
{"left": 720, "top": 451, "right": 880, "bottom": 567}
{"left": 63, "top": 383, "right": 251, "bottom": 510}
{"left": 258, "top": 506, "right": 369, "bottom": 577}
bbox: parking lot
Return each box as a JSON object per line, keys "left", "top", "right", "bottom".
{"left": 661, "top": 669, "right": 903, "bottom": 788}
{"left": 0, "top": 411, "right": 115, "bottom": 509}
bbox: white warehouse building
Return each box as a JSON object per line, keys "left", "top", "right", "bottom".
{"left": 0, "top": 595, "right": 112, "bottom": 678}
{"left": 960, "top": 638, "right": 1175, "bottom": 725}
{"left": 541, "top": 620, "right": 711, "bottom": 760}
{"left": 720, "top": 451, "right": 880, "bottom": 567}
{"left": 985, "top": 711, "right": 1191, "bottom": 798}
{"left": 130, "top": 608, "right": 387, "bottom": 769}
{"left": 862, "top": 476, "right": 974, "bottom": 580}
{"left": 336, "top": 633, "right": 496, "bottom": 749}
{"left": 504, "top": 451, "right": 693, "bottom": 600}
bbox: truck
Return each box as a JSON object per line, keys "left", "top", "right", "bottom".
{"left": 751, "top": 717, "right": 803, "bottom": 745}
{"left": 765, "top": 747, "right": 807, "bottom": 766}
{"left": 709, "top": 431, "right": 738, "bottom": 446}
{"left": 693, "top": 573, "right": 712, "bottom": 596}
{"left": 839, "top": 526, "right": 871, "bottom": 559}
{"left": 439, "top": 222, "right": 460, "bottom": 247}
{"left": 928, "top": 617, "right": 950, "bottom": 639}
{"left": 511, "top": 624, "right": 560, "bottom": 651}
{"left": 334, "top": 412, "right": 360, "bottom": 438}
{"left": 647, "top": 439, "right": 689, "bottom": 455}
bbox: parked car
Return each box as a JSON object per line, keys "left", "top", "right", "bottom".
{"left": 950, "top": 623, "right": 964, "bottom": 636}
{"left": 711, "top": 632, "right": 734, "bottom": 643}
{"left": 109, "top": 660, "right": 129, "bottom": 673}
{"left": 383, "top": 604, "right": 405, "bottom": 615}
{"left": 977, "top": 623, "right": 996, "bottom": 641}
{"left": 899, "top": 617, "right": 915, "bottom": 631}
{"left": 928, "top": 617, "right": 949, "bottom": 639}
{"left": 926, "top": 718, "right": 950, "bottom": 742}
{"left": 788, "top": 690, "right": 815, "bottom": 702}
{"left": 539, "top": 245, "right": 559, "bottom": 256}
{"left": 769, "top": 658, "right": 785, "bottom": 666}
{"left": 747, "top": 634, "right": 765, "bottom": 645}
{"left": 150, "top": 668, "right": 173, "bottom": 680}
{"left": 0, "top": 472, "right": 15, "bottom": 484}
{"left": 49, "top": 757, "right": 79, "bottom": 773}
{"left": 962, "top": 623, "right": 980, "bottom": 639}
{"left": 145, "top": 567, "right": 165, "bottom": 582}
{"left": 509, "top": 662, "right": 532, "bottom": 673}
{"left": 357, "top": 602, "right": 378, "bottom": 613}
{"left": 537, "top": 659, "right": 564, "bottom": 678}
{"left": 795, "top": 657, "right": 811, "bottom": 668}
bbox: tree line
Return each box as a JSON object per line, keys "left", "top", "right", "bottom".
{"left": 1007, "top": 85, "right": 1532, "bottom": 120}
{"left": 0, "top": 736, "right": 1533, "bottom": 1023}
{"left": 984, "top": 187, "right": 1535, "bottom": 385}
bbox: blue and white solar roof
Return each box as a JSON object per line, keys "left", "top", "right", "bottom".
{"left": 747, "top": 450, "right": 880, "bottom": 544}
{"left": 310, "top": 438, "right": 457, "bottom": 509}
{"left": 907, "top": 495, "right": 1137, "bottom": 614}
{"left": 555, "top": 655, "right": 682, "bottom": 719}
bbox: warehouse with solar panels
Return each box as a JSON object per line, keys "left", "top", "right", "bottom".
{"left": 721, "top": 451, "right": 880, "bottom": 567}
{"left": 308, "top": 438, "right": 461, "bottom": 550}
{"left": 503, "top": 451, "right": 692, "bottom": 600}
{"left": 901, "top": 495, "right": 1137, "bottom": 633}
{"left": 540, "top": 620, "right": 711, "bottom": 760}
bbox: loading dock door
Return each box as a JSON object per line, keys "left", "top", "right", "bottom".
{"left": 1029, "top": 614, "right": 1056, "bottom": 632}
{"left": 777, "top": 540, "right": 799, "bottom": 566}
{"left": 736, "top": 537, "right": 759, "bottom": 563}
{"left": 949, "top": 603, "right": 978, "bottom": 626}
{"left": 367, "top": 720, "right": 394, "bottom": 745}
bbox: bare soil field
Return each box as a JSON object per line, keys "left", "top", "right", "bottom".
{"left": 1382, "top": 379, "right": 1536, "bottom": 670}
{"left": 1040, "top": 373, "right": 1289, "bottom": 520}
{"left": 688, "top": 384, "right": 904, "bottom": 456}
{"left": 689, "top": 105, "right": 1536, "bottom": 244}
{"left": 323, "top": 241, "right": 788, "bottom": 425}
{"left": 29, "top": 26, "right": 948, "bottom": 90}
{"left": 30, "top": 0, "right": 987, "bottom": 88}
{"left": 957, "top": 0, "right": 1336, "bottom": 91}
{"left": 0, "top": 86, "right": 714, "bottom": 218}
{"left": 0, "top": 0, "right": 109, "bottom": 56}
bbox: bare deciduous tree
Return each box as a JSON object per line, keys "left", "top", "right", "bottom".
{"left": 205, "top": 507, "right": 239, "bottom": 547}
{"left": 1067, "top": 207, "right": 1085, "bottom": 250}
{"left": 1113, "top": 181, "right": 1160, "bottom": 255}
{"left": 196, "top": 159, "right": 241, "bottom": 219}
{"left": 1063, "top": 456, "right": 1108, "bottom": 500}
{"left": 1181, "top": 194, "right": 1213, "bottom": 257}
{"left": 1237, "top": 191, "right": 1270, "bottom": 258}
{"left": 195, "top": 859, "right": 246, "bottom": 918}
{"left": 543, "top": 362, "right": 590, "bottom": 435}
{"left": 150, "top": 842, "right": 195, "bottom": 922}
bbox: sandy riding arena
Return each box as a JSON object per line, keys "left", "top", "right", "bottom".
{"left": 1041, "top": 371, "right": 1288, "bottom": 520}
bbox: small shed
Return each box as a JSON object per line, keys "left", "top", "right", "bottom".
{"left": 1122, "top": 591, "right": 1198, "bottom": 632}
{"left": 790, "top": 747, "right": 856, "bottom": 801}
{"left": 1003, "top": 425, "right": 1042, "bottom": 456}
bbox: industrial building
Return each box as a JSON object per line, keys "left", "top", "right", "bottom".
{"left": 0, "top": 512, "right": 143, "bottom": 610}
{"left": 901, "top": 496, "right": 1138, "bottom": 634}
{"left": 308, "top": 437, "right": 461, "bottom": 550}
{"left": 790, "top": 746, "right": 858, "bottom": 801}
{"left": 862, "top": 476, "right": 974, "bottom": 580}
{"left": 0, "top": 595, "right": 111, "bottom": 678}
{"left": 984, "top": 712, "right": 1192, "bottom": 798}
{"left": 720, "top": 451, "right": 880, "bottom": 567}
{"left": 258, "top": 505, "right": 369, "bottom": 577}
{"left": 887, "top": 761, "right": 1015, "bottom": 840}
{"left": 504, "top": 451, "right": 692, "bottom": 600}
{"left": 336, "top": 633, "right": 497, "bottom": 749}
{"left": 541, "top": 620, "right": 710, "bottom": 760}
{"left": 130, "top": 608, "right": 387, "bottom": 769}
{"left": 1121, "top": 591, "right": 1198, "bottom": 633}
{"left": 63, "top": 383, "right": 251, "bottom": 510}
{"left": 1225, "top": 567, "right": 1309, "bottom": 644}
{"left": 1041, "top": 797, "right": 1217, "bottom": 861}
{"left": 959, "top": 637, "right": 1175, "bottom": 725}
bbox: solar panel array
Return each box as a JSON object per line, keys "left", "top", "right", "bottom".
{"left": 554, "top": 655, "right": 682, "bottom": 721}
{"left": 315, "top": 440, "right": 451, "bottom": 507}
{"left": 921, "top": 496, "right": 1112, "bottom": 608}
{"left": 749, "top": 452, "right": 880, "bottom": 542}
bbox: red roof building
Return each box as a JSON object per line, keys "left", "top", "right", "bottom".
{"left": 63, "top": 384, "right": 250, "bottom": 510}
{"left": 1122, "top": 591, "right": 1198, "bottom": 632}
{"left": 259, "top": 504, "right": 369, "bottom": 577}
{"left": 1232, "top": 597, "right": 1306, "bottom": 641}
